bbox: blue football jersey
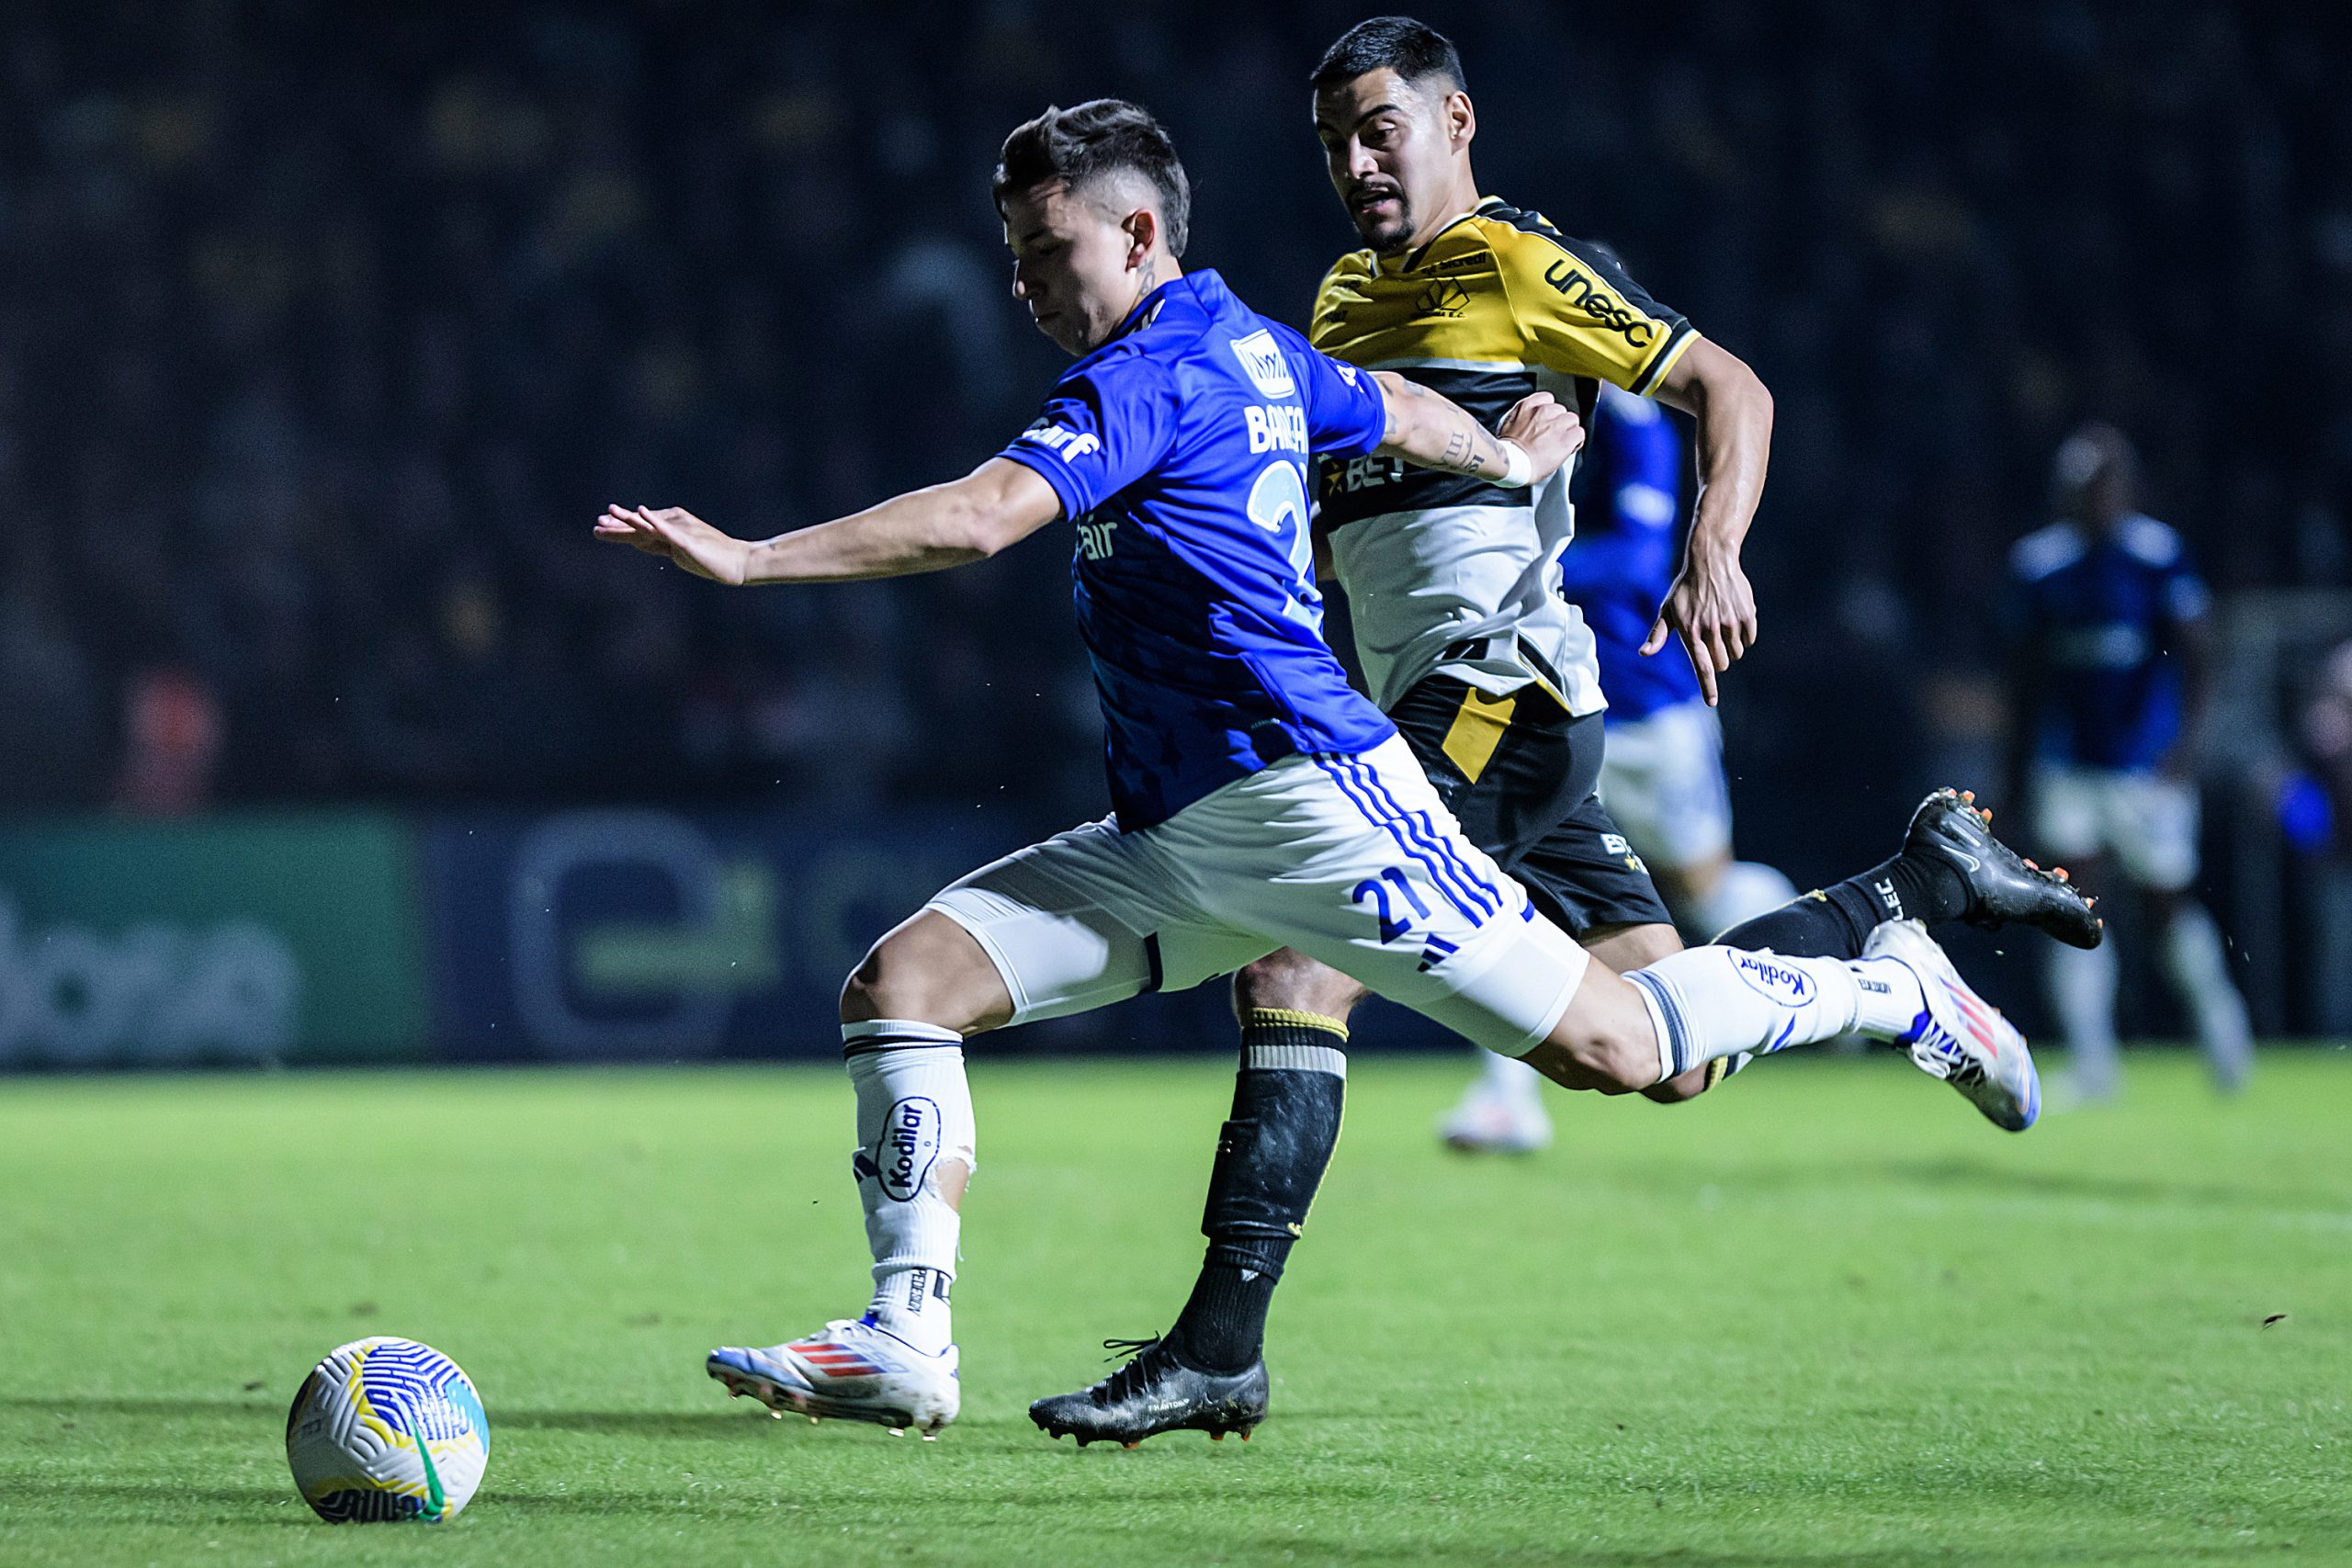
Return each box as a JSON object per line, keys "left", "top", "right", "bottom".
{"left": 1555, "top": 385, "right": 1700, "bottom": 721}
{"left": 998, "top": 270, "right": 1395, "bottom": 829}
{"left": 2007, "top": 513, "right": 2211, "bottom": 771}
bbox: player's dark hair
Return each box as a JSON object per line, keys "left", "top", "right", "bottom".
{"left": 993, "top": 99, "right": 1192, "bottom": 258}
{"left": 1310, "top": 16, "right": 1466, "bottom": 96}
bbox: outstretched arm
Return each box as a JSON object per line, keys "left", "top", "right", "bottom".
{"left": 594, "top": 457, "right": 1063, "bottom": 585}
{"left": 1369, "top": 372, "right": 1583, "bottom": 486}
{"left": 1647, "top": 338, "right": 1773, "bottom": 705}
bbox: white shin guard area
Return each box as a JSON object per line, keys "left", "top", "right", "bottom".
{"left": 1624, "top": 946, "right": 1880, "bottom": 1082}
{"left": 843, "top": 1020, "right": 975, "bottom": 1356}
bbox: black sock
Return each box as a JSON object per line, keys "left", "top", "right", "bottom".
{"left": 1168, "top": 1010, "right": 1347, "bottom": 1374}
{"left": 1717, "top": 852, "right": 1971, "bottom": 960}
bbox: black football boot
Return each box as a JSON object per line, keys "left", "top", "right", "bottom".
{"left": 1030, "top": 1337, "right": 1269, "bottom": 1449}
{"left": 1908, "top": 787, "right": 2103, "bottom": 950}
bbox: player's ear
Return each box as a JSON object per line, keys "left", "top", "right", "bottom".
{"left": 1443, "top": 89, "right": 1476, "bottom": 152}
{"left": 1122, "top": 207, "right": 1159, "bottom": 265}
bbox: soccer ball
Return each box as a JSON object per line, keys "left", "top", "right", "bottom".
{"left": 285, "top": 1337, "right": 489, "bottom": 1523}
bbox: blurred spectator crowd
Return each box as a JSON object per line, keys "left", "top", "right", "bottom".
{"left": 3, "top": 0, "right": 2347, "bottom": 869}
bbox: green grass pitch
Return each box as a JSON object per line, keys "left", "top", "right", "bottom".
{"left": 2, "top": 1050, "right": 2346, "bottom": 1566}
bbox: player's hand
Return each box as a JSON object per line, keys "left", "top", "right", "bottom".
{"left": 1644, "top": 543, "right": 1757, "bottom": 706}
{"left": 1496, "top": 391, "right": 1584, "bottom": 482}
{"left": 594, "top": 504, "right": 753, "bottom": 586}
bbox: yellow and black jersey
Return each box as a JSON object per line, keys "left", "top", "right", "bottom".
{"left": 1308, "top": 197, "right": 1701, "bottom": 715}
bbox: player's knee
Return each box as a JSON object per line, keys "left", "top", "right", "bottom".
{"left": 1232, "top": 949, "right": 1366, "bottom": 1022}
{"left": 839, "top": 912, "right": 1012, "bottom": 1033}
{"left": 1525, "top": 972, "right": 1663, "bottom": 1095}
{"left": 1640, "top": 1066, "right": 1713, "bottom": 1104}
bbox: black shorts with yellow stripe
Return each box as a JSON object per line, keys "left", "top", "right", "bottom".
{"left": 1387, "top": 674, "right": 1672, "bottom": 938}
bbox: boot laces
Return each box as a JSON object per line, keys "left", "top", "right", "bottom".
{"left": 1093, "top": 1336, "right": 1170, "bottom": 1404}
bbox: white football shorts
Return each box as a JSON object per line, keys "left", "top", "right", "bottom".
{"left": 1596, "top": 700, "right": 1735, "bottom": 870}
{"left": 926, "top": 734, "right": 1591, "bottom": 1057}
{"left": 2031, "top": 763, "right": 2199, "bottom": 892}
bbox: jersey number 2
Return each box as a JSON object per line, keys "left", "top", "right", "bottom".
{"left": 1245, "top": 459, "right": 1320, "bottom": 626}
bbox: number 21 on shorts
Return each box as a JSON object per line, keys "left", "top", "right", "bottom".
{"left": 1351, "top": 865, "right": 1433, "bottom": 943}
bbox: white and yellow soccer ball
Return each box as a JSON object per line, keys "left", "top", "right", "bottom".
{"left": 285, "top": 1337, "right": 489, "bottom": 1523}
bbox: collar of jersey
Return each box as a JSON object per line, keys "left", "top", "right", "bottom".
{"left": 1392, "top": 196, "right": 1508, "bottom": 274}
{"left": 1097, "top": 269, "right": 1211, "bottom": 351}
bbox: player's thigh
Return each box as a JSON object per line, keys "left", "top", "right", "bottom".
{"left": 2031, "top": 764, "right": 2103, "bottom": 863}
{"left": 924, "top": 818, "right": 1271, "bottom": 1027}
{"left": 2109, "top": 773, "right": 2200, "bottom": 891}
{"left": 1167, "top": 736, "right": 1591, "bottom": 1057}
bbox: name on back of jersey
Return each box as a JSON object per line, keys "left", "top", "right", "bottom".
{"left": 1246, "top": 403, "right": 1307, "bottom": 455}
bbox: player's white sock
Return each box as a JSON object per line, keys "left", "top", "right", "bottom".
{"left": 1474, "top": 1045, "right": 1544, "bottom": 1103}
{"left": 1691, "top": 861, "right": 1801, "bottom": 944}
{"left": 2047, "top": 938, "right": 2120, "bottom": 1097}
{"left": 843, "top": 1020, "right": 974, "bottom": 1357}
{"left": 1623, "top": 945, "right": 1922, "bottom": 1082}
{"left": 2161, "top": 903, "right": 2254, "bottom": 1091}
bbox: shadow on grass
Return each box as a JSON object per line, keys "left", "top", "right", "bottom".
{"left": 0, "top": 1394, "right": 789, "bottom": 1440}
{"left": 1883, "top": 1156, "right": 2347, "bottom": 1213}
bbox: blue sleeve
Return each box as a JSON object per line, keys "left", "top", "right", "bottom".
{"left": 2163, "top": 550, "right": 2211, "bottom": 625}
{"left": 1557, "top": 403, "right": 1682, "bottom": 603}
{"left": 998, "top": 355, "right": 1179, "bottom": 520}
{"left": 1264, "top": 322, "right": 1386, "bottom": 459}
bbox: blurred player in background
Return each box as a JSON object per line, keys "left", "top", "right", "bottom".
{"left": 2008, "top": 423, "right": 2252, "bottom": 1100}
{"left": 1442, "top": 379, "right": 1800, "bottom": 1153}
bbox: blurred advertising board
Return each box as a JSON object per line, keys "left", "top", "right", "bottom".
{"left": 0, "top": 807, "right": 1457, "bottom": 1069}
{"left": 419, "top": 809, "right": 1008, "bottom": 1062}
{"left": 0, "top": 813, "right": 428, "bottom": 1067}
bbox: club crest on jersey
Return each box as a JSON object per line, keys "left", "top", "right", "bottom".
{"left": 1730, "top": 952, "right": 1814, "bottom": 1006}
{"left": 1023, "top": 423, "right": 1101, "bottom": 463}
{"left": 1228, "top": 330, "right": 1295, "bottom": 400}
{"left": 1414, "top": 278, "right": 1469, "bottom": 319}
{"left": 873, "top": 1096, "right": 944, "bottom": 1202}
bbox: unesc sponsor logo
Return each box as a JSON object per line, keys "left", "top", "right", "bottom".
{"left": 1730, "top": 951, "right": 1814, "bottom": 1006}
{"left": 1542, "top": 261, "right": 1655, "bottom": 347}
{"left": 874, "top": 1096, "right": 944, "bottom": 1202}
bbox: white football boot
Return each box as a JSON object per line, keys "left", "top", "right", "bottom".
{"left": 1438, "top": 1080, "right": 1554, "bottom": 1154}
{"left": 1864, "top": 918, "right": 2041, "bottom": 1132}
{"left": 707, "top": 1315, "right": 959, "bottom": 1438}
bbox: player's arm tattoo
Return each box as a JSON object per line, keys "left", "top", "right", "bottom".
{"left": 1375, "top": 372, "right": 1510, "bottom": 478}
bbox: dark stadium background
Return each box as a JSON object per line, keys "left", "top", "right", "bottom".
{"left": 3, "top": 0, "right": 2347, "bottom": 1066}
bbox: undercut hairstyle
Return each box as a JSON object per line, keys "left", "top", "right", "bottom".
{"left": 1310, "top": 16, "right": 1466, "bottom": 96}
{"left": 992, "top": 98, "right": 1192, "bottom": 258}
